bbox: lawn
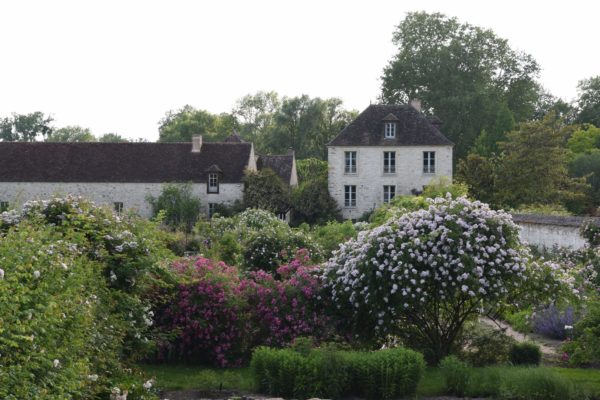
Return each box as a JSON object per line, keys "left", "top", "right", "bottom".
{"left": 140, "top": 363, "right": 600, "bottom": 398}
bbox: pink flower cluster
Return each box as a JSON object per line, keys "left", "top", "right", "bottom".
{"left": 157, "top": 250, "right": 328, "bottom": 366}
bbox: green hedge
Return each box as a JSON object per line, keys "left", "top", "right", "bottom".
{"left": 250, "top": 346, "right": 425, "bottom": 400}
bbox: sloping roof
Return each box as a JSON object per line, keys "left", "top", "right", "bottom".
{"left": 0, "top": 141, "right": 252, "bottom": 183}
{"left": 257, "top": 154, "right": 294, "bottom": 184}
{"left": 328, "top": 104, "right": 453, "bottom": 146}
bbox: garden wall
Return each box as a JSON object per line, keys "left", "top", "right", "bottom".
{"left": 512, "top": 213, "right": 600, "bottom": 250}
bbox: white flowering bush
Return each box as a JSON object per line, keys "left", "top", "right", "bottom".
{"left": 324, "top": 195, "right": 562, "bottom": 363}
{"left": 0, "top": 195, "right": 172, "bottom": 399}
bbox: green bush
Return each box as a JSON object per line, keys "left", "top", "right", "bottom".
{"left": 0, "top": 196, "right": 173, "bottom": 399}
{"left": 562, "top": 302, "right": 600, "bottom": 366}
{"left": 509, "top": 342, "right": 542, "bottom": 366}
{"left": 250, "top": 347, "right": 425, "bottom": 400}
{"left": 498, "top": 368, "right": 576, "bottom": 400}
{"left": 312, "top": 220, "right": 357, "bottom": 258}
{"left": 461, "top": 324, "right": 516, "bottom": 366}
{"left": 440, "top": 356, "right": 470, "bottom": 396}
{"left": 505, "top": 309, "right": 533, "bottom": 334}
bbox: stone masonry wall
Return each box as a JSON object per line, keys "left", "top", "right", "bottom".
{"left": 0, "top": 182, "right": 244, "bottom": 217}
{"left": 328, "top": 145, "right": 453, "bottom": 220}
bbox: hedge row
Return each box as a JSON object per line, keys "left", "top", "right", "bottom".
{"left": 250, "top": 346, "right": 425, "bottom": 400}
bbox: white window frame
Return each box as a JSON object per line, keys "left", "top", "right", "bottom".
{"left": 113, "top": 202, "right": 123, "bottom": 214}
{"left": 208, "top": 203, "right": 217, "bottom": 218}
{"left": 277, "top": 212, "right": 287, "bottom": 221}
{"left": 423, "top": 151, "right": 436, "bottom": 174}
{"left": 0, "top": 201, "right": 9, "bottom": 212}
{"left": 384, "top": 122, "right": 396, "bottom": 138}
{"left": 344, "top": 151, "right": 357, "bottom": 174}
{"left": 383, "top": 151, "right": 396, "bottom": 174}
{"left": 344, "top": 185, "right": 356, "bottom": 208}
{"left": 208, "top": 173, "right": 219, "bottom": 193}
{"left": 383, "top": 185, "right": 396, "bottom": 204}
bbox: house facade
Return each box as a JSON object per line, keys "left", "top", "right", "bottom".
{"left": 328, "top": 104, "right": 453, "bottom": 220}
{"left": 0, "top": 134, "right": 297, "bottom": 218}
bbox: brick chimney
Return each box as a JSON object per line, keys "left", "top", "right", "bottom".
{"left": 410, "top": 99, "right": 422, "bottom": 112}
{"left": 192, "top": 135, "right": 202, "bottom": 153}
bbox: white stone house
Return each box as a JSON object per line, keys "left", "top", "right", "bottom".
{"left": 328, "top": 104, "right": 454, "bottom": 220}
{"left": 0, "top": 134, "right": 297, "bottom": 218}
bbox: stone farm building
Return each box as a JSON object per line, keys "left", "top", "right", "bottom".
{"left": 0, "top": 134, "right": 297, "bottom": 218}
{"left": 328, "top": 103, "right": 454, "bottom": 219}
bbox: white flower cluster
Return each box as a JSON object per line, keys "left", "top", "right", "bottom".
{"left": 324, "top": 196, "right": 530, "bottom": 332}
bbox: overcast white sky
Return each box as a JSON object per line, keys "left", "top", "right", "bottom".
{"left": 0, "top": 0, "right": 598, "bottom": 141}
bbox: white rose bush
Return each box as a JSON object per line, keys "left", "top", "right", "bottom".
{"left": 324, "top": 196, "right": 563, "bottom": 363}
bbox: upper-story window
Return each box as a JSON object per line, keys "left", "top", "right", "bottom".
{"left": 0, "top": 201, "right": 9, "bottom": 212}
{"left": 384, "top": 122, "right": 396, "bottom": 138}
{"left": 208, "top": 173, "right": 219, "bottom": 193}
{"left": 423, "top": 151, "right": 436, "bottom": 174}
{"left": 345, "top": 151, "right": 357, "bottom": 174}
{"left": 383, "top": 151, "right": 396, "bottom": 174}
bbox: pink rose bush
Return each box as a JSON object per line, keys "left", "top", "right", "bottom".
{"left": 155, "top": 250, "right": 329, "bottom": 366}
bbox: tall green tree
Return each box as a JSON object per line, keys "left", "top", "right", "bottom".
{"left": 576, "top": 76, "right": 600, "bottom": 127}
{"left": 232, "top": 91, "right": 280, "bottom": 146}
{"left": 146, "top": 182, "right": 202, "bottom": 233}
{"left": 380, "top": 12, "right": 541, "bottom": 160}
{"left": 46, "top": 125, "right": 95, "bottom": 142}
{"left": 243, "top": 169, "right": 290, "bottom": 214}
{"left": 0, "top": 112, "right": 54, "bottom": 141}
{"left": 98, "top": 133, "right": 129, "bottom": 143}
{"left": 158, "top": 105, "right": 236, "bottom": 142}
{"left": 495, "top": 114, "right": 587, "bottom": 207}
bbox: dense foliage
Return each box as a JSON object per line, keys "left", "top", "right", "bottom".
{"left": 0, "top": 196, "right": 173, "bottom": 399}
{"left": 324, "top": 195, "right": 562, "bottom": 363}
{"left": 251, "top": 346, "right": 425, "bottom": 400}
{"left": 154, "top": 252, "right": 329, "bottom": 366}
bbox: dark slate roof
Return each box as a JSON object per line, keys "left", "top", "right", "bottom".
{"left": 328, "top": 104, "right": 453, "bottom": 146}
{"left": 0, "top": 141, "right": 252, "bottom": 183}
{"left": 257, "top": 154, "right": 294, "bottom": 184}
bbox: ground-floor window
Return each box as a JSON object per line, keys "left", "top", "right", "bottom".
{"left": 113, "top": 202, "right": 123, "bottom": 214}
{"left": 208, "top": 203, "right": 217, "bottom": 218}
{"left": 383, "top": 185, "right": 396, "bottom": 204}
{"left": 344, "top": 185, "right": 356, "bottom": 207}
{"left": 277, "top": 212, "right": 287, "bottom": 221}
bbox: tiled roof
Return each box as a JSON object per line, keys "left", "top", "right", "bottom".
{"left": 0, "top": 141, "right": 252, "bottom": 183}
{"left": 328, "top": 104, "right": 453, "bottom": 147}
{"left": 257, "top": 154, "right": 294, "bottom": 184}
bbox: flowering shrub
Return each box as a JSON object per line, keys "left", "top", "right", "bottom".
{"left": 324, "top": 195, "right": 563, "bottom": 363}
{"left": 197, "top": 208, "right": 322, "bottom": 271}
{"left": 0, "top": 195, "right": 173, "bottom": 399}
{"left": 155, "top": 251, "right": 329, "bottom": 366}
{"left": 156, "top": 257, "right": 247, "bottom": 366}
{"left": 532, "top": 304, "right": 577, "bottom": 340}
{"left": 242, "top": 250, "right": 329, "bottom": 347}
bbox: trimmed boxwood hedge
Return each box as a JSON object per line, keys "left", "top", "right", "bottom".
{"left": 250, "top": 346, "right": 425, "bottom": 400}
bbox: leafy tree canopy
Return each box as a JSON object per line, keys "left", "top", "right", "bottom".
{"left": 45, "top": 125, "right": 95, "bottom": 142}
{"left": 296, "top": 158, "right": 328, "bottom": 183}
{"left": 567, "top": 125, "right": 600, "bottom": 155}
{"left": 99, "top": 132, "right": 129, "bottom": 142}
{"left": 496, "top": 113, "right": 588, "bottom": 208}
{"left": 158, "top": 105, "right": 236, "bottom": 142}
{"left": 381, "top": 12, "right": 541, "bottom": 160}
{"left": 243, "top": 169, "right": 290, "bottom": 214}
{"left": 0, "top": 111, "right": 54, "bottom": 141}
{"left": 147, "top": 182, "right": 202, "bottom": 233}
{"left": 291, "top": 178, "right": 341, "bottom": 226}
{"left": 576, "top": 76, "right": 600, "bottom": 127}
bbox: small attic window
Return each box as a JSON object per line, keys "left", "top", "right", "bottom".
{"left": 384, "top": 122, "right": 396, "bottom": 138}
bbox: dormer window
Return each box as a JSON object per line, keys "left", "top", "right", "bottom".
{"left": 384, "top": 122, "right": 396, "bottom": 138}
{"left": 208, "top": 173, "right": 219, "bottom": 193}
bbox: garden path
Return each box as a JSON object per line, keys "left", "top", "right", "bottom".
{"left": 479, "top": 317, "right": 563, "bottom": 359}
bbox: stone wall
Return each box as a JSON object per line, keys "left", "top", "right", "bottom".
{"left": 0, "top": 182, "right": 244, "bottom": 217}
{"left": 328, "top": 145, "right": 453, "bottom": 219}
{"left": 512, "top": 213, "right": 600, "bottom": 250}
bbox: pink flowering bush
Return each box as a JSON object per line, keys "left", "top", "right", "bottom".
{"left": 242, "top": 250, "right": 330, "bottom": 347}
{"left": 156, "top": 257, "right": 248, "bottom": 366}
{"left": 324, "top": 195, "right": 564, "bottom": 363}
{"left": 155, "top": 251, "right": 330, "bottom": 366}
